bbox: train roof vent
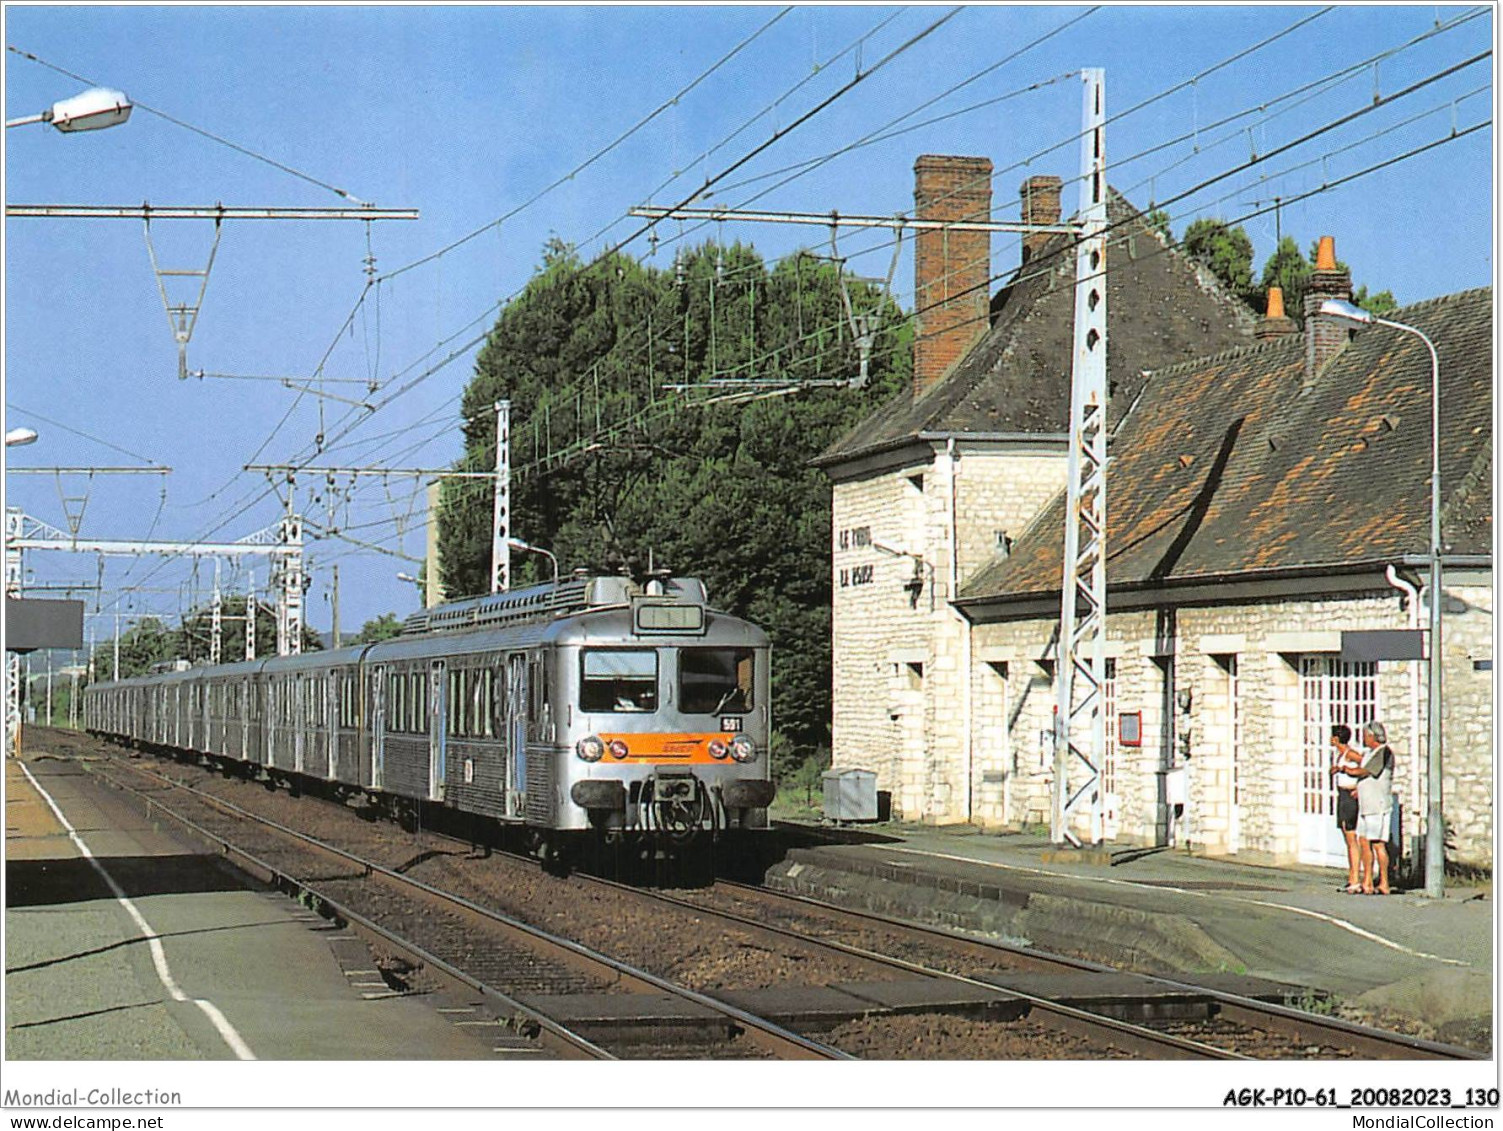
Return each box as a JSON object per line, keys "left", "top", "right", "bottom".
{"left": 400, "top": 577, "right": 599, "bottom": 636}
{"left": 398, "top": 576, "right": 710, "bottom": 638}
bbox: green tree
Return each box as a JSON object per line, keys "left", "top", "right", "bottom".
{"left": 1259, "top": 235, "right": 1313, "bottom": 318}
{"left": 91, "top": 617, "right": 178, "bottom": 680}
{"left": 1182, "top": 218, "right": 1257, "bottom": 307}
{"left": 1254, "top": 238, "right": 1396, "bottom": 324}
{"left": 1144, "top": 209, "right": 1172, "bottom": 241}
{"left": 1354, "top": 284, "right": 1398, "bottom": 317}
{"left": 439, "top": 240, "right": 910, "bottom": 755}
{"left": 352, "top": 612, "right": 403, "bottom": 644}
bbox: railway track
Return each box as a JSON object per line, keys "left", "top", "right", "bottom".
{"left": 71, "top": 742, "right": 1180, "bottom": 1059}
{"left": 665, "top": 880, "right": 1483, "bottom": 1060}
{"left": 83, "top": 755, "right": 843, "bottom": 1061}
{"left": 51, "top": 731, "right": 1483, "bottom": 1062}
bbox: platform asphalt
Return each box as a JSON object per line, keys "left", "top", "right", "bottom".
{"left": 767, "top": 821, "right": 1492, "bottom": 1046}
{"left": 4, "top": 752, "right": 512, "bottom": 1060}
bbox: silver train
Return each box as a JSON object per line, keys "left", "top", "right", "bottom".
{"left": 83, "top": 574, "right": 776, "bottom": 853}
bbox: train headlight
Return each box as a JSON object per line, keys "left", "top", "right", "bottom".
{"left": 608, "top": 739, "right": 630, "bottom": 760}
{"left": 708, "top": 739, "right": 729, "bottom": 760}
{"left": 729, "top": 734, "right": 757, "bottom": 763}
{"left": 576, "top": 735, "right": 605, "bottom": 762}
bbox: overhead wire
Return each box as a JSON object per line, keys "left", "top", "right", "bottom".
{"left": 468, "top": 39, "right": 1496, "bottom": 479}
{"left": 376, "top": 5, "right": 795, "bottom": 284}
{"left": 702, "top": 4, "right": 1482, "bottom": 308}
{"left": 7, "top": 45, "right": 369, "bottom": 203}
{"left": 292, "top": 12, "right": 1070, "bottom": 477}
{"left": 244, "top": 8, "right": 961, "bottom": 497}
{"left": 285, "top": 31, "right": 1493, "bottom": 518}
{"left": 112, "top": 7, "right": 962, "bottom": 608}
{"left": 508, "top": 86, "right": 1493, "bottom": 478}
{"left": 665, "top": 8, "right": 1490, "bottom": 330}
{"left": 71, "top": 11, "right": 1489, "bottom": 619}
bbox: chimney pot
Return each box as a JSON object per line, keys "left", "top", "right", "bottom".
{"left": 1315, "top": 235, "right": 1337, "bottom": 271}
{"left": 912, "top": 155, "right": 994, "bottom": 401}
{"left": 1266, "top": 286, "right": 1285, "bottom": 320}
{"left": 1303, "top": 236, "right": 1353, "bottom": 384}
{"left": 1255, "top": 285, "right": 1298, "bottom": 341}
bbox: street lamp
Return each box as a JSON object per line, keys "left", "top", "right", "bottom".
{"left": 1320, "top": 297, "right": 1444, "bottom": 898}
{"left": 507, "top": 538, "right": 558, "bottom": 589}
{"left": 5, "top": 428, "right": 39, "bottom": 448}
{"left": 6, "top": 87, "right": 132, "bottom": 132}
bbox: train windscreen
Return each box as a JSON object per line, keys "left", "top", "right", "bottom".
{"left": 581, "top": 649, "right": 658, "bottom": 712}
{"left": 678, "top": 648, "right": 754, "bottom": 714}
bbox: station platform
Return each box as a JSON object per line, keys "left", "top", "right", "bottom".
{"left": 4, "top": 751, "right": 518, "bottom": 1061}
{"left": 768, "top": 821, "right": 1493, "bottom": 1048}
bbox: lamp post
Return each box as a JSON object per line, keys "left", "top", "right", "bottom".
{"left": 1320, "top": 298, "right": 1444, "bottom": 898}
{"left": 6, "top": 87, "right": 132, "bottom": 132}
{"left": 507, "top": 538, "right": 558, "bottom": 589}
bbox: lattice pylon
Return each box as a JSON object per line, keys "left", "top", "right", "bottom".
{"left": 1052, "top": 69, "right": 1110, "bottom": 847}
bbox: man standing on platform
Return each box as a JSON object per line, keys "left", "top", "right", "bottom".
{"left": 1348, "top": 721, "right": 1396, "bottom": 895}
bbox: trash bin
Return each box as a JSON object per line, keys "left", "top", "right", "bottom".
{"left": 823, "top": 767, "right": 878, "bottom": 823}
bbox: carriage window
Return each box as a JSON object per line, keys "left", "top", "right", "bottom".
{"left": 480, "top": 669, "right": 495, "bottom": 738}
{"left": 679, "top": 648, "right": 755, "bottom": 714}
{"left": 581, "top": 649, "right": 658, "bottom": 712}
{"left": 528, "top": 655, "right": 550, "bottom": 742}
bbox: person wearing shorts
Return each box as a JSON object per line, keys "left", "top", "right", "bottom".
{"left": 1347, "top": 720, "right": 1395, "bottom": 894}
{"left": 1328, "top": 724, "right": 1363, "bottom": 893}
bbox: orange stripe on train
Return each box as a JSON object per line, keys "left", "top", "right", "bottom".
{"left": 597, "top": 732, "right": 735, "bottom": 765}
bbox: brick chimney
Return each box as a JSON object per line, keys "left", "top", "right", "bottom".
{"left": 913, "top": 155, "right": 993, "bottom": 401}
{"left": 1255, "top": 285, "right": 1298, "bottom": 340}
{"left": 1019, "top": 175, "right": 1063, "bottom": 265}
{"left": 1303, "top": 235, "right": 1353, "bottom": 387}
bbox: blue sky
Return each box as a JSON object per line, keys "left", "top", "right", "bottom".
{"left": 3, "top": 4, "right": 1494, "bottom": 647}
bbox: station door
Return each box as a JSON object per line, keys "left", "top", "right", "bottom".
{"left": 1299, "top": 656, "right": 1378, "bottom": 868}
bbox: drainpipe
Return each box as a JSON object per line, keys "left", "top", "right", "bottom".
{"left": 1385, "top": 564, "right": 1422, "bottom": 864}
{"left": 948, "top": 438, "right": 974, "bottom": 824}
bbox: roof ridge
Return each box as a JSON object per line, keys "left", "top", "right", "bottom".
{"left": 1390, "top": 285, "right": 1492, "bottom": 318}
{"left": 1139, "top": 329, "right": 1304, "bottom": 382}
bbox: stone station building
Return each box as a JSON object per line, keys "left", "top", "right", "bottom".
{"left": 818, "top": 155, "right": 1493, "bottom": 871}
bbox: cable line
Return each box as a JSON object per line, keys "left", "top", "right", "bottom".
{"left": 378, "top": 6, "right": 794, "bottom": 283}
{"left": 6, "top": 45, "right": 369, "bottom": 204}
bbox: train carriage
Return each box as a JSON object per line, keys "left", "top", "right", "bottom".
{"left": 83, "top": 573, "right": 775, "bottom": 859}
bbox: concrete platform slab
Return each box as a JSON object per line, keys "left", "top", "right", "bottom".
{"left": 511, "top": 991, "right": 724, "bottom": 1026}
{"left": 976, "top": 972, "right": 1213, "bottom": 1021}
{"left": 713, "top": 983, "right": 880, "bottom": 1025}
{"left": 1186, "top": 973, "right": 1311, "bottom": 1002}
{"left": 831, "top": 978, "right": 1026, "bottom": 1019}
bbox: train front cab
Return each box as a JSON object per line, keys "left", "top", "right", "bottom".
{"left": 551, "top": 602, "right": 776, "bottom": 851}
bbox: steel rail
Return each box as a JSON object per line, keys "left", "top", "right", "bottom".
{"left": 711, "top": 878, "right": 1485, "bottom": 1061}
{"left": 116, "top": 748, "right": 1222, "bottom": 1058}
{"left": 580, "top": 873, "right": 1236, "bottom": 1061}
{"left": 95, "top": 756, "right": 847, "bottom": 1061}
{"left": 91, "top": 763, "right": 609, "bottom": 1061}
{"left": 79, "top": 733, "right": 1477, "bottom": 1061}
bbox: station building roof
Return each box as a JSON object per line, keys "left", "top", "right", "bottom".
{"left": 956, "top": 286, "right": 1493, "bottom": 614}
{"left": 814, "top": 189, "right": 1257, "bottom": 469}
